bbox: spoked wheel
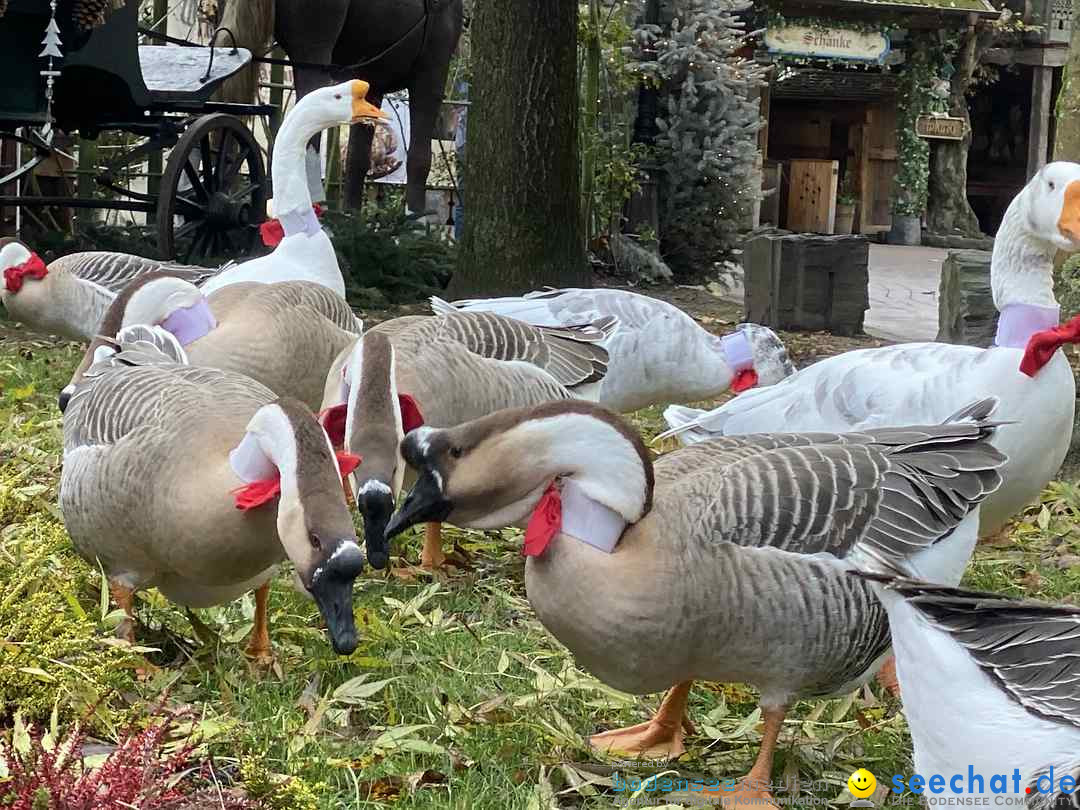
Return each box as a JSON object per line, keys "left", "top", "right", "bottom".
{"left": 157, "top": 113, "right": 266, "bottom": 264}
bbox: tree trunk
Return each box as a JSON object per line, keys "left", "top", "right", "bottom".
{"left": 450, "top": 0, "right": 588, "bottom": 297}
{"left": 1052, "top": 0, "right": 1080, "bottom": 160}
{"left": 926, "top": 24, "right": 994, "bottom": 237}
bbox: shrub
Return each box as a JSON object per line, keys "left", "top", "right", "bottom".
{"left": 0, "top": 516, "right": 140, "bottom": 725}
{"left": 324, "top": 207, "right": 454, "bottom": 309}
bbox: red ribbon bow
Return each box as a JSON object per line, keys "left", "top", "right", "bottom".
{"left": 259, "top": 203, "right": 325, "bottom": 247}
{"left": 522, "top": 483, "right": 562, "bottom": 558}
{"left": 233, "top": 450, "right": 361, "bottom": 510}
{"left": 317, "top": 394, "right": 425, "bottom": 450}
{"left": 4, "top": 253, "right": 48, "bottom": 293}
{"left": 1020, "top": 313, "right": 1080, "bottom": 377}
{"left": 731, "top": 368, "right": 759, "bottom": 393}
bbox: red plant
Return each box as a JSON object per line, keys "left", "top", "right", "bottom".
{"left": 0, "top": 711, "right": 230, "bottom": 810}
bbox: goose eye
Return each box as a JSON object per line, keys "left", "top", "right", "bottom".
{"left": 1049, "top": 181, "right": 1056, "bottom": 191}
{"left": 334, "top": 94, "right": 342, "bottom": 100}
{"left": 309, "top": 532, "right": 322, "bottom": 550}
{"left": 450, "top": 446, "right": 463, "bottom": 459}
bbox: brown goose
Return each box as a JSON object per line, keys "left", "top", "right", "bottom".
{"left": 382, "top": 399, "right": 1004, "bottom": 804}
{"left": 320, "top": 310, "right": 614, "bottom": 570}
{"left": 60, "top": 272, "right": 360, "bottom": 413}
{"left": 60, "top": 326, "right": 365, "bottom": 658}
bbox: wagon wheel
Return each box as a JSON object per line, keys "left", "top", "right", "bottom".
{"left": 157, "top": 113, "right": 267, "bottom": 264}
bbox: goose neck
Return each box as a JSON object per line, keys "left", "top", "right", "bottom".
{"left": 991, "top": 202, "right": 1058, "bottom": 311}
{"left": 271, "top": 107, "right": 329, "bottom": 221}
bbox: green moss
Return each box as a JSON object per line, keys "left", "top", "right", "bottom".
{"left": 0, "top": 515, "right": 139, "bottom": 724}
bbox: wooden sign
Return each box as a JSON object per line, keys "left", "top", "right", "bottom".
{"left": 765, "top": 25, "right": 890, "bottom": 63}
{"left": 915, "top": 115, "right": 967, "bottom": 140}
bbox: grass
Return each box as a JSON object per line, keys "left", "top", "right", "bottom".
{"left": 1, "top": 314, "right": 1078, "bottom": 809}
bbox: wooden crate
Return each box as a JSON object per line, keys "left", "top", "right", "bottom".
{"left": 936, "top": 250, "right": 996, "bottom": 348}
{"left": 786, "top": 159, "right": 838, "bottom": 234}
{"left": 744, "top": 233, "right": 869, "bottom": 336}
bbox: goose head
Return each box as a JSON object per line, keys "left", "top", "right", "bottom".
{"left": 1018, "top": 161, "right": 1080, "bottom": 252}
{"left": 269, "top": 80, "right": 385, "bottom": 224}
{"left": 992, "top": 162, "right": 1080, "bottom": 310}
{"left": 385, "top": 400, "right": 654, "bottom": 542}
{"left": 239, "top": 398, "right": 365, "bottom": 655}
{"left": 61, "top": 272, "right": 214, "bottom": 411}
{"left": 1, "top": 239, "right": 52, "bottom": 311}
{"left": 288, "top": 79, "right": 385, "bottom": 135}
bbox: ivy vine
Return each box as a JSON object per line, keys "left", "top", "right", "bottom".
{"left": 891, "top": 32, "right": 948, "bottom": 217}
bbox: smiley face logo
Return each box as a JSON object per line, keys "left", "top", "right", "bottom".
{"left": 848, "top": 769, "right": 877, "bottom": 799}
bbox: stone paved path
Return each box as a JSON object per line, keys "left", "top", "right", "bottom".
{"left": 863, "top": 244, "right": 948, "bottom": 343}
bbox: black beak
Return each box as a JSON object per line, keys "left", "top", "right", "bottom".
{"left": 384, "top": 470, "right": 452, "bottom": 540}
{"left": 356, "top": 484, "right": 395, "bottom": 570}
{"left": 58, "top": 384, "right": 73, "bottom": 413}
{"left": 309, "top": 540, "right": 365, "bottom": 655}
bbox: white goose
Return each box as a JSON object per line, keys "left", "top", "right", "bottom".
{"left": 662, "top": 161, "right": 1080, "bottom": 540}
{"left": 0, "top": 79, "right": 384, "bottom": 339}
{"left": 860, "top": 575, "right": 1080, "bottom": 805}
{"left": 434, "top": 289, "right": 795, "bottom": 412}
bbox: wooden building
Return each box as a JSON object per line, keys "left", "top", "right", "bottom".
{"left": 756, "top": 0, "right": 1066, "bottom": 239}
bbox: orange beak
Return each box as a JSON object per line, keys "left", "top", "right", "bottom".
{"left": 1058, "top": 180, "right": 1080, "bottom": 244}
{"left": 350, "top": 80, "right": 386, "bottom": 123}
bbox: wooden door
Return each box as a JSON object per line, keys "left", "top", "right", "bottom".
{"left": 786, "top": 159, "right": 838, "bottom": 233}
{"left": 858, "top": 101, "right": 897, "bottom": 233}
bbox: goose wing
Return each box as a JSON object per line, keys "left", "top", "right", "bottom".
{"left": 662, "top": 406, "right": 1004, "bottom": 569}
{"left": 660, "top": 341, "right": 985, "bottom": 442}
{"left": 427, "top": 305, "right": 615, "bottom": 388}
{"left": 64, "top": 363, "right": 274, "bottom": 451}
{"left": 864, "top": 577, "right": 1080, "bottom": 728}
{"left": 52, "top": 251, "right": 220, "bottom": 294}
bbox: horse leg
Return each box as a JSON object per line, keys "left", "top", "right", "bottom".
{"left": 404, "top": 84, "right": 444, "bottom": 220}
{"left": 275, "top": 0, "right": 349, "bottom": 203}
{"left": 343, "top": 90, "right": 382, "bottom": 210}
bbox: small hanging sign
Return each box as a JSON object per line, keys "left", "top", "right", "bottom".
{"left": 915, "top": 115, "right": 967, "bottom": 140}
{"left": 765, "top": 25, "right": 890, "bottom": 63}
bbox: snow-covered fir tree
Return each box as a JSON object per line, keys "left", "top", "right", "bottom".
{"left": 639, "top": 0, "right": 763, "bottom": 273}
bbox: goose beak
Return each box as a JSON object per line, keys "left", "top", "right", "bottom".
{"left": 309, "top": 540, "right": 365, "bottom": 655}
{"left": 350, "top": 80, "right": 386, "bottom": 123}
{"left": 385, "top": 470, "right": 452, "bottom": 540}
{"left": 1058, "top": 180, "right": 1080, "bottom": 247}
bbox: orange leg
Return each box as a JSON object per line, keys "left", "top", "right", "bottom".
{"left": 420, "top": 522, "right": 446, "bottom": 570}
{"left": 707, "top": 705, "right": 786, "bottom": 809}
{"left": 109, "top": 580, "right": 136, "bottom": 643}
{"left": 876, "top": 655, "right": 901, "bottom": 698}
{"left": 590, "top": 681, "right": 693, "bottom": 760}
{"left": 342, "top": 474, "right": 354, "bottom": 507}
{"left": 244, "top": 582, "right": 274, "bottom": 667}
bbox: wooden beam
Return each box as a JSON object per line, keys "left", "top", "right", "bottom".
{"left": 1028, "top": 65, "right": 1055, "bottom": 179}
{"left": 983, "top": 46, "right": 1069, "bottom": 67}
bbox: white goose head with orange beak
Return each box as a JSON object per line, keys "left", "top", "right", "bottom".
{"left": 992, "top": 161, "right": 1080, "bottom": 310}
{"left": 1027, "top": 161, "right": 1080, "bottom": 251}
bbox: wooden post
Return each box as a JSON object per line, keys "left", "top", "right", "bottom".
{"left": 857, "top": 107, "right": 873, "bottom": 233}
{"left": 146, "top": 0, "right": 168, "bottom": 202}
{"left": 1028, "top": 64, "right": 1054, "bottom": 179}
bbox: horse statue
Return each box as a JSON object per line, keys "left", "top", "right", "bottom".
{"left": 219, "top": 0, "right": 464, "bottom": 218}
